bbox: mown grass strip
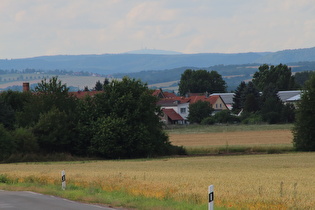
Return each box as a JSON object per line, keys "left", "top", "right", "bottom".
{"left": 0, "top": 182, "right": 228, "bottom": 210}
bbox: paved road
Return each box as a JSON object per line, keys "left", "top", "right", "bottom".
{"left": 0, "top": 190, "right": 115, "bottom": 210}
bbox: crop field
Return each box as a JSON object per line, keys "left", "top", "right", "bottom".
{"left": 1, "top": 153, "right": 315, "bottom": 209}
{"left": 1, "top": 124, "right": 314, "bottom": 209}
{"left": 169, "top": 130, "right": 292, "bottom": 147}
{"left": 167, "top": 124, "right": 294, "bottom": 155}
{"left": 0, "top": 74, "right": 107, "bottom": 90}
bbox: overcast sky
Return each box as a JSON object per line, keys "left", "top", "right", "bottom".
{"left": 1, "top": 0, "right": 315, "bottom": 59}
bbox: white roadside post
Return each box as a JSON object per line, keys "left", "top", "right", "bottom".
{"left": 61, "top": 170, "right": 66, "bottom": 190}
{"left": 208, "top": 185, "right": 214, "bottom": 210}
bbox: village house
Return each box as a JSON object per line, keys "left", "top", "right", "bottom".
{"left": 154, "top": 90, "right": 228, "bottom": 124}
{"left": 154, "top": 89, "right": 303, "bottom": 125}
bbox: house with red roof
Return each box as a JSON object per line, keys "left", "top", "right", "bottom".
{"left": 161, "top": 108, "right": 185, "bottom": 125}
{"left": 155, "top": 90, "right": 229, "bottom": 124}
{"left": 69, "top": 90, "right": 103, "bottom": 99}
{"left": 157, "top": 97, "right": 190, "bottom": 124}
{"left": 152, "top": 88, "right": 177, "bottom": 99}
{"left": 188, "top": 94, "right": 228, "bottom": 112}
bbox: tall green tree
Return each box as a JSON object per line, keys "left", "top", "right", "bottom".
{"left": 17, "top": 76, "right": 77, "bottom": 128}
{"left": 241, "top": 82, "right": 261, "bottom": 113}
{"left": 35, "top": 76, "right": 69, "bottom": 95}
{"left": 252, "top": 64, "right": 298, "bottom": 91}
{"left": 260, "top": 84, "right": 283, "bottom": 124}
{"left": 0, "top": 124, "right": 15, "bottom": 160}
{"left": 0, "top": 98, "right": 15, "bottom": 129}
{"left": 187, "top": 100, "right": 213, "bottom": 124}
{"left": 293, "top": 74, "right": 315, "bottom": 151}
{"left": 232, "top": 81, "right": 247, "bottom": 114}
{"left": 32, "top": 107, "right": 76, "bottom": 153}
{"left": 94, "top": 80, "right": 103, "bottom": 91}
{"left": 103, "top": 78, "right": 110, "bottom": 86}
{"left": 178, "top": 69, "right": 227, "bottom": 96}
{"left": 294, "top": 71, "right": 315, "bottom": 87}
{"left": 89, "top": 77, "right": 171, "bottom": 158}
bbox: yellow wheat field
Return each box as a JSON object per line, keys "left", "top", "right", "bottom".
{"left": 169, "top": 129, "right": 293, "bottom": 147}
{"left": 1, "top": 152, "right": 315, "bottom": 209}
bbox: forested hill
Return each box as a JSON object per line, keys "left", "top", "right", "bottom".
{"left": 255, "top": 47, "right": 315, "bottom": 64}
{"left": 114, "top": 61, "right": 315, "bottom": 91}
{"left": 1, "top": 46, "right": 315, "bottom": 75}
{"left": 0, "top": 53, "right": 263, "bottom": 74}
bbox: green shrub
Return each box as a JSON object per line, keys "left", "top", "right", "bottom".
{"left": 263, "top": 112, "right": 281, "bottom": 124}
{"left": 0, "top": 174, "right": 9, "bottom": 183}
{"left": 213, "top": 110, "right": 240, "bottom": 124}
{"left": 241, "top": 112, "right": 263, "bottom": 124}
{"left": 12, "top": 127, "right": 39, "bottom": 153}
{"left": 201, "top": 116, "right": 215, "bottom": 125}
{"left": 0, "top": 124, "right": 15, "bottom": 160}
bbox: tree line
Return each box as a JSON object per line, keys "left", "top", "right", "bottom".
{"left": 0, "top": 77, "right": 184, "bottom": 162}
{"left": 1, "top": 63, "right": 314, "bottom": 162}
{"left": 180, "top": 64, "right": 315, "bottom": 151}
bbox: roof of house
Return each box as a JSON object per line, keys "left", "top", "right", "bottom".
{"left": 163, "top": 92, "right": 177, "bottom": 98}
{"left": 162, "top": 109, "right": 184, "bottom": 121}
{"left": 157, "top": 94, "right": 228, "bottom": 110}
{"left": 152, "top": 89, "right": 176, "bottom": 98}
{"left": 157, "top": 97, "right": 190, "bottom": 106}
{"left": 287, "top": 94, "right": 301, "bottom": 102}
{"left": 189, "top": 95, "right": 220, "bottom": 104}
{"left": 210, "top": 93, "right": 234, "bottom": 104}
{"left": 69, "top": 91, "right": 103, "bottom": 99}
{"left": 277, "top": 91, "right": 301, "bottom": 102}
{"left": 152, "top": 89, "right": 163, "bottom": 97}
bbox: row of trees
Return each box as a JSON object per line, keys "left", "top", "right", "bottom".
{"left": 232, "top": 64, "right": 298, "bottom": 124}
{"left": 178, "top": 69, "right": 227, "bottom": 96}
{"left": 180, "top": 64, "right": 315, "bottom": 150}
{"left": 0, "top": 77, "right": 184, "bottom": 161}
{"left": 179, "top": 65, "right": 297, "bottom": 125}
{"left": 232, "top": 81, "right": 295, "bottom": 124}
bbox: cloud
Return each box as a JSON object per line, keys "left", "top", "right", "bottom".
{"left": 1, "top": 0, "right": 315, "bottom": 58}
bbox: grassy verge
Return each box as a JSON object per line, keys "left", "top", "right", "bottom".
{"left": 0, "top": 180, "right": 227, "bottom": 210}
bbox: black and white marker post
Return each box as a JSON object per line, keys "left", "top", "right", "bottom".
{"left": 208, "top": 185, "right": 214, "bottom": 210}
{"left": 61, "top": 170, "right": 66, "bottom": 190}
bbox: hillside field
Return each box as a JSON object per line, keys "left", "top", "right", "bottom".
{"left": 1, "top": 124, "right": 314, "bottom": 209}
{"left": 0, "top": 74, "right": 107, "bottom": 90}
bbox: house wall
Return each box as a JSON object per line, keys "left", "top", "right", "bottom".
{"left": 159, "top": 103, "right": 189, "bottom": 120}
{"left": 212, "top": 98, "right": 228, "bottom": 111}
{"left": 176, "top": 103, "right": 189, "bottom": 120}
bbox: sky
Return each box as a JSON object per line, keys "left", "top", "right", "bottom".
{"left": 1, "top": 0, "right": 315, "bottom": 59}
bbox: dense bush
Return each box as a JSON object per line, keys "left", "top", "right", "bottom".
{"left": 0, "top": 124, "right": 15, "bottom": 160}
{"left": 0, "top": 76, "right": 183, "bottom": 161}
{"left": 12, "top": 127, "right": 38, "bottom": 153}
{"left": 201, "top": 116, "right": 215, "bottom": 125}
{"left": 293, "top": 74, "right": 315, "bottom": 151}
{"left": 188, "top": 101, "right": 213, "bottom": 124}
{"left": 213, "top": 110, "right": 240, "bottom": 124}
{"left": 240, "top": 112, "right": 263, "bottom": 124}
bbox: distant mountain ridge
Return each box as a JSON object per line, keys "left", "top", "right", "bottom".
{"left": 124, "top": 49, "right": 182, "bottom": 54}
{"left": 255, "top": 47, "right": 315, "bottom": 63}
{"left": 1, "top": 47, "right": 315, "bottom": 75}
